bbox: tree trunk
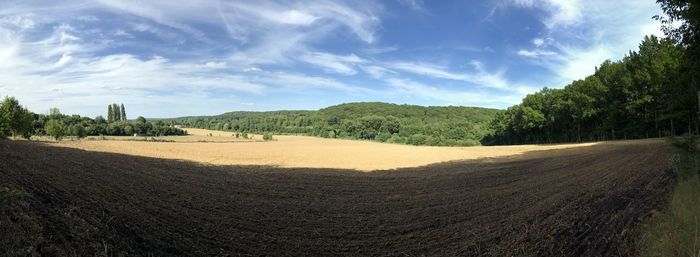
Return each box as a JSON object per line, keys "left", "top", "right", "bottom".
{"left": 612, "top": 128, "right": 615, "bottom": 141}
{"left": 655, "top": 110, "right": 660, "bottom": 138}
{"left": 577, "top": 123, "right": 581, "bottom": 142}
{"left": 671, "top": 119, "right": 675, "bottom": 136}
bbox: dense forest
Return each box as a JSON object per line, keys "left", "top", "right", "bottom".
{"left": 0, "top": 100, "right": 186, "bottom": 140}
{"left": 167, "top": 102, "right": 500, "bottom": 146}
{"left": 485, "top": 0, "right": 700, "bottom": 145}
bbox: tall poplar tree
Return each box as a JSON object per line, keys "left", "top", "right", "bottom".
{"left": 107, "top": 104, "right": 113, "bottom": 122}
{"left": 113, "top": 104, "right": 120, "bottom": 122}
{"left": 120, "top": 104, "right": 126, "bottom": 121}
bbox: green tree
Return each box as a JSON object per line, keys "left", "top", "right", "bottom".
{"left": 120, "top": 104, "right": 126, "bottom": 121}
{"left": 0, "top": 97, "right": 34, "bottom": 139}
{"left": 112, "top": 104, "right": 120, "bottom": 122}
{"left": 107, "top": 104, "right": 113, "bottom": 122}
{"left": 45, "top": 119, "right": 66, "bottom": 141}
{"left": 69, "top": 124, "right": 87, "bottom": 139}
{"left": 263, "top": 133, "right": 273, "bottom": 140}
{"left": 134, "top": 116, "right": 150, "bottom": 135}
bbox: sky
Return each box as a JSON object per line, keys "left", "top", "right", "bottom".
{"left": 0, "top": 0, "right": 665, "bottom": 118}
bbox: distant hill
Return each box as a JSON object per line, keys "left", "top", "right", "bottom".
{"left": 167, "top": 102, "right": 501, "bottom": 146}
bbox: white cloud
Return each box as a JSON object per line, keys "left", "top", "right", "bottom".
{"left": 298, "top": 52, "right": 367, "bottom": 75}
{"left": 385, "top": 78, "right": 522, "bottom": 107}
{"left": 532, "top": 38, "right": 545, "bottom": 46}
{"left": 508, "top": 0, "right": 663, "bottom": 85}
{"left": 243, "top": 67, "right": 262, "bottom": 72}
{"left": 360, "top": 65, "right": 396, "bottom": 79}
{"left": 517, "top": 49, "right": 556, "bottom": 57}
{"left": 361, "top": 46, "right": 398, "bottom": 54}
{"left": 511, "top": 0, "right": 583, "bottom": 28}
{"left": 219, "top": 1, "right": 382, "bottom": 46}
{"left": 390, "top": 61, "right": 510, "bottom": 89}
{"left": 396, "top": 0, "right": 427, "bottom": 12}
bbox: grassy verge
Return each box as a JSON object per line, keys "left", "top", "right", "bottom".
{"left": 641, "top": 135, "right": 700, "bottom": 257}
{"left": 0, "top": 187, "right": 44, "bottom": 257}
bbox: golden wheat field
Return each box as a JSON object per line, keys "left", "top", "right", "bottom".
{"left": 50, "top": 128, "right": 657, "bottom": 171}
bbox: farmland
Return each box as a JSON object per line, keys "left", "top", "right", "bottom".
{"left": 52, "top": 128, "right": 615, "bottom": 171}
{"left": 0, "top": 138, "right": 673, "bottom": 256}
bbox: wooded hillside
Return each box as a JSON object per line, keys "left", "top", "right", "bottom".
{"left": 167, "top": 102, "right": 500, "bottom": 146}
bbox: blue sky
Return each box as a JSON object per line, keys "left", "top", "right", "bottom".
{"left": 0, "top": 0, "right": 664, "bottom": 118}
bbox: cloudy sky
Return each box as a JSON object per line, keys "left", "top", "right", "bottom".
{"left": 0, "top": 0, "right": 664, "bottom": 118}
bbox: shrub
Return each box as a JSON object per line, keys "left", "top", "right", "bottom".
{"left": 45, "top": 119, "right": 65, "bottom": 141}
{"left": 70, "top": 124, "right": 87, "bottom": 139}
{"left": 374, "top": 133, "right": 390, "bottom": 142}
{"left": 425, "top": 135, "right": 441, "bottom": 146}
{"left": 407, "top": 134, "right": 427, "bottom": 145}
{"left": 386, "top": 134, "right": 406, "bottom": 144}
{"left": 263, "top": 133, "right": 273, "bottom": 141}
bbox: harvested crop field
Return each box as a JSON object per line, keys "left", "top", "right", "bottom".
{"left": 53, "top": 128, "right": 618, "bottom": 171}
{"left": 0, "top": 139, "right": 674, "bottom": 256}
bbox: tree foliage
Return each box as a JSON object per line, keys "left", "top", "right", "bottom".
{"left": 484, "top": 35, "right": 693, "bottom": 145}
{"left": 45, "top": 119, "right": 65, "bottom": 141}
{"left": 166, "top": 102, "right": 500, "bottom": 146}
{"left": 0, "top": 100, "right": 186, "bottom": 139}
{"left": 0, "top": 96, "right": 34, "bottom": 139}
{"left": 120, "top": 104, "right": 127, "bottom": 121}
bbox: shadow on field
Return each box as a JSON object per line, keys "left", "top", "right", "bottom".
{"left": 0, "top": 140, "right": 674, "bottom": 257}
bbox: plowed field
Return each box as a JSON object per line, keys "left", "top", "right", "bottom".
{"left": 0, "top": 139, "right": 673, "bottom": 256}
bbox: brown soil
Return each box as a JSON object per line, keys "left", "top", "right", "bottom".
{"left": 0, "top": 140, "right": 673, "bottom": 256}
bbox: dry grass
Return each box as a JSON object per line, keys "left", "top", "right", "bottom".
{"left": 48, "top": 128, "right": 662, "bottom": 171}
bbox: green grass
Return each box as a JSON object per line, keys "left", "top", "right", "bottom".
{"left": 641, "top": 135, "right": 700, "bottom": 257}
{"left": 0, "top": 187, "right": 44, "bottom": 257}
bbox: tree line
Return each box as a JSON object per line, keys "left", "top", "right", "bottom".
{"left": 167, "top": 102, "right": 500, "bottom": 146}
{"left": 483, "top": 0, "right": 700, "bottom": 145}
{"left": 0, "top": 99, "right": 186, "bottom": 140}
{"left": 483, "top": 35, "right": 689, "bottom": 145}
{"left": 108, "top": 103, "right": 127, "bottom": 122}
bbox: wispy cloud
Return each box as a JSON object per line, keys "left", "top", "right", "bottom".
{"left": 298, "top": 52, "right": 367, "bottom": 75}
{"left": 396, "top": 0, "right": 428, "bottom": 13}
{"left": 504, "top": 0, "right": 663, "bottom": 84}
{"left": 517, "top": 49, "right": 556, "bottom": 57}
{"left": 0, "top": 0, "right": 664, "bottom": 116}
{"left": 389, "top": 61, "right": 510, "bottom": 90}
{"left": 385, "top": 78, "right": 522, "bottom": 107}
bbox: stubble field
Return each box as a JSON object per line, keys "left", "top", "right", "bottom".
{"left": 54, "top": 128, "right": 616, "bottom": 171}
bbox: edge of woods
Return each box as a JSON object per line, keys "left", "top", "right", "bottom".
{"left": 640, "top": 135, "right": 700, "bottom": 257}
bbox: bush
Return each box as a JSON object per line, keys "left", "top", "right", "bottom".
{"left": 374, "top": 133, "right": 390, "bottom": 142}
{"left": 69, "top": 124, "right": 87, "bottom": 139}
{"left": 425, "top": 135, "right": 441, "bottom": 146}
{"left": 241, "top": 132, "right": 248, "bottom": 139}
{"left": 407, "top": 134, "right": 427, "bottom": 145}
{"left": 263, "top": 133, "right": 273, "bottom": 141}
{"left": 386, "top": 134, "right": 406, "bottom": 144}
{"left": 45, "top": 119, "right": 65, "bottom": 141}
